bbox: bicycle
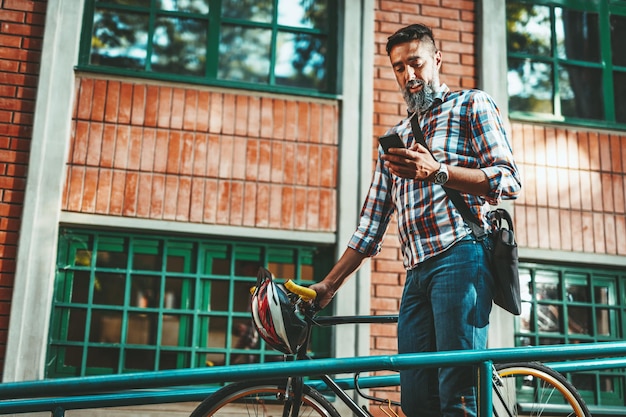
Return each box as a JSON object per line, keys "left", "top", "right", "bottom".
{"left": 190, "top": 267, "right": 590, "bottom": 417}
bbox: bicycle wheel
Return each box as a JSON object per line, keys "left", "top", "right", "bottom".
{"left": 190, "top": 378, "right": 341, "bottom": 417}
{"left": 493, "top": 362, "right": 590, "bottom": 417}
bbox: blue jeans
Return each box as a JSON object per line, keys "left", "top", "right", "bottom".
{"left": 398, "top": 234, "right": 494, "bottom": 417}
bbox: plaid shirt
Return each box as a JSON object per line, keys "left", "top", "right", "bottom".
{"left": 348, "top": 85, "right": 522, "bottom": 269}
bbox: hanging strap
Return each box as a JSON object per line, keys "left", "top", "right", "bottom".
{"left": 408, "top": 113, "right": 487, "bottom": 238}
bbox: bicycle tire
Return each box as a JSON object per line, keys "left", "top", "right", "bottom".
{"left": 494, "top": 362, "right": 590, "bottom": 417}
{"left": 190, "top": 378, "right": 341, "bottom": 417}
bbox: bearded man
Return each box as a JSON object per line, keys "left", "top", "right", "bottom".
{"left": 310, "top": 24, "right": 521, "bottom": 416}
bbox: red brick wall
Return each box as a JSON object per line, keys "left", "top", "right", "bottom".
{"left": 64, "top": 77, "right": 339, "bottom": 232}
{"left": 512, "top": 124, "right": 626, "bottom": 255}
{"left": 0, "top": 0, "right": 46, "bottom": 376}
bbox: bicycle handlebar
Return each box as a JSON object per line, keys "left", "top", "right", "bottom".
{"left": 285, "top": 280, "right": 317, "bottom": 302}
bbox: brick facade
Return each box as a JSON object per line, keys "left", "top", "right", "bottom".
{"left": 64, "top": 78, "right": 339, "bottom": 231}
{"left": 0, "top": 0, "right": 46, "bottom": 376}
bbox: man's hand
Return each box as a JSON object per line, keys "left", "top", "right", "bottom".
{"left": 381, "top": 143, "right": 439, "bottom": 180}
{"left": 308, "top": 280, "right": 337, "bottom": 310}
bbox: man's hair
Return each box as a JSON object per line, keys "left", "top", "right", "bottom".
{"left": 385, "top": 24, "right": 437, "bottom": 56}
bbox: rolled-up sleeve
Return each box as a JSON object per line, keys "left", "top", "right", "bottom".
{"left": 470, "top": 92, "right": 522, "bottom": 204}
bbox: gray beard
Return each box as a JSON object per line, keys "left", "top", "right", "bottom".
{"left": 402, "top": 81, "right": 435, "bottom": 113}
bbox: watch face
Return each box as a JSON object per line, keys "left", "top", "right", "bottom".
{"left": 435, "top": 171, "right": 448, "bottom": 184}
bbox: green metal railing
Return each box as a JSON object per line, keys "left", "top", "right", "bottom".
{"left": 2, "top": 342, "right": 626, "bottom": 416}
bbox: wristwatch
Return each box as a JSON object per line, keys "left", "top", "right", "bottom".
{"left": 433, "top": 163, "right": 449, "bottom": 185}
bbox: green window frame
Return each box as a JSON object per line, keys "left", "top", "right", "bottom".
{"left": 516, "top": 262, "right": 626, "bottom": 409}
{"left": 506, "top": 0, "right": 626, "bottom": 129}
{"left": 78, "top": 0, "right": 339, "bottom": 98}
{"left": 47, "top": 228, "right": 333, "bottom": 377}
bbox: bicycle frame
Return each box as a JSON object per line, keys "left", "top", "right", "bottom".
{"left": 284, "top": 313, "right": 400, "bottom": 417}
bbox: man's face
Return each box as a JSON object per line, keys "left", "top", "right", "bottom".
{"left": 389, "top": 39, "right": 442, "bottom": 113}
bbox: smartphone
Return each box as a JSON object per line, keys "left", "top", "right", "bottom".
{"left": 378, "top": 133, "right": 405, "bottom": 153}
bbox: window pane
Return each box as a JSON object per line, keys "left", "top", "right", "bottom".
{"left": 97, "top": 0, "right": 150, "bottom": 5}
{"left": 506, "top": 3, "right": 551, "bottom": 56}
{"left": 275, "top": 32, "right": 327, "bottom": 90}
{"left": 610, "top": 14, "right": 626, "bottom": 67}
{"left": 537, "top": 304, "right": 561, "bottom": 332}
{"left": 277, "top": 0, "right": 328, "bottom": 30}
{"left": 93, "top": 273, "right": 126, "bottom": 306}
{"left": 596, "top": 308, "right": 613, "bottom": 336}
{"left": 219, "top": 25, "right": 271, "bottom": 83}
{"left": 208, "top": 279, "right": 230, "bottom": 311}
{"left": 157, "top": 0, "right": 209, "bottom": 14}
{"left": 566, "top": 281, "right": 590, "bottom": 302}
{"left": 70, "top": 271, "right": 90, "bottom": 304}
{"left": 125, "top": 348, "right": 155, "bottom": 371}
{"left": 222, "top": 0, "right": 273, "bottom": 23}
{"left": 132, "top": 275, "right": 161, "bottom": 308}
{"left": 615, "top": 71, "right": 626, "bottom": 124}
{"left": 96, "top": 311, "right": 122, "bottom": 343}
{"left": 536, "top": 275, "right": 560, "bottom": 300}
{"left": 152, "top": 17, "right": 207, "bottom": 76}
{"left": 556, "top": 8, "right": 600, "bottom": 62}
{"left": 594, "top": 284, "right": 613, "bottom": 304}
{"left": 90, "top": 9, "right": 149, "bottom": 69}
{"left": 568, "top": 306, "right": 591, "bottom": 335}
{"left": 560, "top": 64, "right": 604, "bottom": 120}
{"left": 508, "top": 58, "right": 553, "bottom": 114}
{"left": 231, "top": 317, "right": 260, "bottom": 364}
{"left": 87, "top": 347, "right": 120, "bottom": 372}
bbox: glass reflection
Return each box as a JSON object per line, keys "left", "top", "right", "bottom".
{"left": 157, "top": 0, "right": 209, "bottom": 14}
{"left": 152, "top": 17, "right": 207, "bottom": 76}
{"left": 97, "top": 0, "right": 150, "bottom": 5}
{"left": 611, "top": 15, "right": 626, "bottom": 67}
{"left": 278, "top": 0, "right": 328, "bottom": 29}
{"left": 614, "top": 71, "right": 626, "bottom": 124}
{"left": 555, "top": 8, "right": 600, "bottom": 62}
{"left": 93, "top": 273, "right": 125, "bottom": 306}
{"left": 560, "top": 64, "right": 603, "bottom": 120}
{"left": 537, "top": 281, "right": 559, "bottom": 300}
{"left": 218, "top": 25, "right": 271, "bottom": 83}
{"left": 568, "top": 306, "right": 590, "bottom": 335}
{"left": 222, "top": 0, "right": 272, "bottom": 23}
{"left": 537, "top": 304, "right": 561, "bottom": 332}
{"left": 230, "top": 318, "right": 260, "bottom": 364}
{"left": 519, "top": 300, "right": 533, "bottom": 333}
{"left": 566, "top": 282, "right": 589, "bottom": 302}
{"left": 275, "top": 32, "right": 327, "bottom": 89}
{"left": 506, "top": 3, "right": 551, "bottom": 56}
{"left": 594, "top": 285, "right": 611, "bottom": 304}
{"left": 90, "top": 9, "right": 149, "bottom": 69}
{"left": 508, "top": 58, "right": 553, "bottom": 114}
{"left": 208, "top": 279, "right": 229, "bottom": 311}
{"left": 596, "top": 308, "right": 612, "bottom": 336}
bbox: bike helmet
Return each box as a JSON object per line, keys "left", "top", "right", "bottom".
{"left": 250, "top": 267, "right": 308, "bottom": 354}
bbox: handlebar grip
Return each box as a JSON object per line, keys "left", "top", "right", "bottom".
{"left": 284, "top": 280, "right": 316, "bottom": 302}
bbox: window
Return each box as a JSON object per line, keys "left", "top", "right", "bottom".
{"left": 516, "top": 263, "right": 626, "bottom": 408}
{"left": 47, "top": 228, "right": 333, "bottom": 377}
{"left": 79, "top": 0, "right": 338, "bottom": 96}
{"left": 506, "top": 0, "right": 626, "bottom": 128}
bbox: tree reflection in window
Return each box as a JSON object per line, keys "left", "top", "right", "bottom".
{"left": 85, "top": 0, "right": 332, "bottom": 92}
{"left": 506, "top": 1, "right": 624, "bottom": 126}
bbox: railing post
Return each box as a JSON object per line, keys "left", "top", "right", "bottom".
{"left": 52, "top": 406, "right": 65, "bottom": 417}
{"left": 478, "top": 360, "right": 492, "bottom": 417}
